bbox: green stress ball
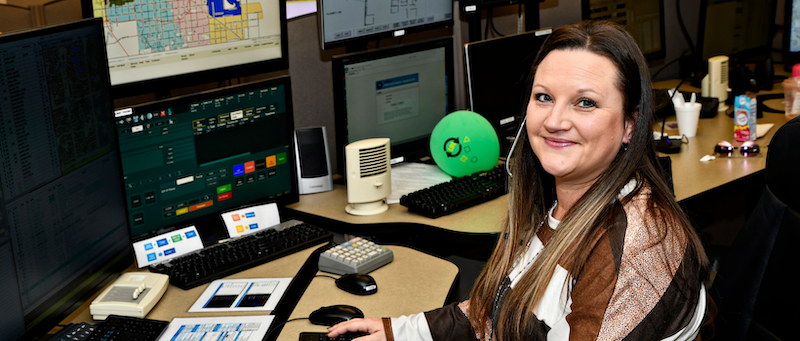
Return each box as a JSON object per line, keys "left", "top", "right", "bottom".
{"left": 429, "top": 110, "right": 500, "bottom": 177}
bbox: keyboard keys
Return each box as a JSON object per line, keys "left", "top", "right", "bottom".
{"left": 400, "top": 165, "right": 508, "bottom": 218}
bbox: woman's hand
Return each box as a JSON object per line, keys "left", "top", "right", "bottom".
{"left": 327, "top": 317, "right": 387, "bottom": 341}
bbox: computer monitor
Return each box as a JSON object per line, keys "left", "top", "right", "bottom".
{"left": 114, "top": 76, "right": 298, "bottom": 247}
{"left": 0, "top": 18, "right": 132, "bottom": 341}
{"left": 697, "top": 0, "right": 776, "bottom": 63}
{"left": 581, "top": 0, "right": 666, "bottom": 61}
{"left": 81, "top": 0, "right": 289, "bottom": 97}
{"left": 331, "top": 37, "right": 454, "bottom": 175}
{"left": 316, "top": 0, "right": 453, "bottom": 50}
{"left": 464, "top": 28, "right": 552, "bottom": 157}
{"left": 783, "top": 0, "right": 800, "bottom": 65}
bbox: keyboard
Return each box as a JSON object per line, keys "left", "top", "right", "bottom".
{"left": 149, "top": 220, "right": 332, "bottom": 289}
{"left": 318, "top": 237, "right": 393, "bottom": 275}
{"left": 299, "top": 332, "right": 369, "bottom": 341}
{"left": 50, "top": 316, "right": 168, "bottom": 341}
{"left": 399, "top": 165, "right": 508, "bottom": 218}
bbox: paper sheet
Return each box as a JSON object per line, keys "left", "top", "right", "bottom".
{"left": 158, "top": 315, "right": 274, "bottom": 341}
{"left": 188, "top": 278, "right": 292, "bottom": 312}
{"left": 757, "top": 123, "right": 774, "bottom": 139}
{"left": 387, "top": 163, "right": 453, "bottom": 204}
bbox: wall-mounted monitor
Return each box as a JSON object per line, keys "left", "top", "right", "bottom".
{"left": 331, "top": 37, "right": 454, "bottom": 176}
{"left": 464, "top": 28, "right": 552, "bottom": 157}
{"left": 113, "top": 76, "right": 298, "bottom": 246}
{"left": 696, "top": 0, "right": 775, "bottom": 63}
{"left": 82, "top": 0, "right": 289, "bottom": 97}
{"left": 0, "top": 18, "right": 132, "bottom": 341}
{"left": 582, "top": 0, "right": 666, "bottom": 62}
{"left": 317, "top": 0, "right": 453, "bottom": 50}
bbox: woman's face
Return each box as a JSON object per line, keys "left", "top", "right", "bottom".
{"left": 526, "top": 49, "right": 634, "bottom": 187}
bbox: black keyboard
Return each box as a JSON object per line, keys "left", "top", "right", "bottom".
{"left": 400, "top": 165, "right": 508, "bottom": 218}
{"left": 51, "top": 316, "right": 168, "bottom": 341}
{"left": 149, "top": 220, "right": 332, "bottom": 289}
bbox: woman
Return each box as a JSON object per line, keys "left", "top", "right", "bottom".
{"left": 328, "top": 20, "right": 709, "bottom": 340}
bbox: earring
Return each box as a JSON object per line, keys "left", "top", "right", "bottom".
{"left": 622, "top": 143, "right": 629, "bottom": 151}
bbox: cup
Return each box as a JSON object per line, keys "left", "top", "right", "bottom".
{"left": 674, "top": 102, "right": 702, "bottom": 138}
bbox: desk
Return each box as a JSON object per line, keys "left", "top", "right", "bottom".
{"left": 287, "top": 109, "right": 789, "bottom": 235}
{"left": 56, "top": 244, "right": 459, "bottom": 341}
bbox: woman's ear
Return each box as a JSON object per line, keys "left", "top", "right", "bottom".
{"left": 623, "top": 108, "right": 639, "bottom": 143}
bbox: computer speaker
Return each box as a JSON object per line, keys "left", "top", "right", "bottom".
{"left": 294, "top": 126, "right": 333, "bottom": 194}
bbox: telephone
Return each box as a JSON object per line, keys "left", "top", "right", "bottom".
{"left": 89, "top": 272, "right": 169, "bottom": 320}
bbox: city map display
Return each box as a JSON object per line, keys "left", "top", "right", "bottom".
{"left": 89, "top": 0, "right": 284, "bottom": 86}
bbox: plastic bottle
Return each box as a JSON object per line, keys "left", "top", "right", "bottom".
{"left": 781, "top": 64, "right": 800, "bottom": 119}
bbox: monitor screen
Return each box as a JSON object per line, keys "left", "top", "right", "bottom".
{"left": 114, "top": 76, "right": 298, "bottom": 246}
{"left": 697, "top": 0, "right": 776, "bottom": 62}
{"left": 317, "top": 0, "right": 453, "bottom": 50}
{"left": 582, "top": 0, "right": 666, "bottom": 61}
{"left": 464, "top": 28, "right": 552, "bottom": 157}
{"left": 0, "top": 18, "right": 132, "bottom": 341}
{"left": 331, "top": 37, "right": 454, "bottom": 175}
{"left": 82, "top": 0, "right": 289, "bottom": 96}
{"left": 786, "top": 0, "right": 800, "bottom": 54}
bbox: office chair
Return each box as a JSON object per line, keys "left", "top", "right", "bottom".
{"left": 707, "top": 116, "right": 800, "bottom": 340}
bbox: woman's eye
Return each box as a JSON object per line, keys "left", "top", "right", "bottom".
{"left": 535, "top": 93, "right": 552, "bottom": 102}
{"left": 576, "top": 98, "right": 596, "bottom": 108}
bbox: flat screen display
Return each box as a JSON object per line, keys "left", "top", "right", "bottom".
{"left": 332, "top": 37, "right": 454, "bottom": 175}
{"left": 317, "top": 0, "right": 453, "bottom": 50}
{"left": 113, "top": 76, "right": 298, "bottom": 245}
{"left": 82, "top": 0, "right": 289, "bottom": 96}
{"left": 582, "top": 0, "right": 666, "bottom": 61}
{"left": 0, "top": 18, "right": 131, "bottom": 341}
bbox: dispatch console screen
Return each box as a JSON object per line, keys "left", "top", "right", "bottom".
{"left": 115, "top": 80, "right": 294, "bottom": 242}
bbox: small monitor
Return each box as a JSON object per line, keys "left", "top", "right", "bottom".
{"left": 697, "top": 0, "right": 776, "bottom": 63}
{"left": 331, "top": 37, "right": 455, "bottom": 175}
{"left": 114, "top": 76, "right": 298, "bottom": 246}
{"left": 582, "top": 0, "right": 666, "bottom": 61}
{"left": 317, "top": 0, "right": 453, "bottom": 50}
{"left": 464, "top": 28, "right": 552, "bottom": 156}
{"left": 0, "top": 18, "right": 131, "bottom": 340}
{"left": 81, "top": 0, "right": 289, "bottom": 97}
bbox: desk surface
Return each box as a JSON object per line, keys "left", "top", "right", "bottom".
{"left": 58, "top": 244, "right": 458, "bottom": 341}
{"left": 288, "top": 82, "right": 790, "bottom": 235}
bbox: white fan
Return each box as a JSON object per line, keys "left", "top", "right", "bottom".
{"left": 344, "top": 138, "right": 391, "bottom": 216}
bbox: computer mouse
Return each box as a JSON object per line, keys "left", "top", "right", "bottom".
{"left": 335, "top": 273, "right": 378, "bottom": 295}
{"left": 308, "top": 305, "right": 364, "bottom": 326}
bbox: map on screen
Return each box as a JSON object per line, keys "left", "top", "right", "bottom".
{"left": 88, "top": 0, "right": 285, "bottom": 86}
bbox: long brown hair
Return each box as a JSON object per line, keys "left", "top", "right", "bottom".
{"left": 467, "top": 21, "right": 709, "bottom": 340}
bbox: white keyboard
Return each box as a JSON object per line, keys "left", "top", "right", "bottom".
{"left": 318, "top": 237, "right": 394, "bottom": 275}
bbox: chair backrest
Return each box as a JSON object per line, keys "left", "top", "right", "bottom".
{"left": 710, "top": 115, "right": 800, "bottom": 340}
{"left": 765, "top": 115, "right": 800, "bottom": 212}
{"left": 0, "top": 4, "right": 36, "bottom": 34}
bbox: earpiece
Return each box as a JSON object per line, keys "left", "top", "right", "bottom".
{"left": 505, "top": 116, "right": 527, "bottom": 177}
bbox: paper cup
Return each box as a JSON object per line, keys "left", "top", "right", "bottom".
{"left": 674, "top": 102, "right": 702, "bottom": 138}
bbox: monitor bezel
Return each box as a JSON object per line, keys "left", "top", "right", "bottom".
{"left": 114, "top": 76, "right": 300, "bottom": 247}
{"left": 316, "top": 0, "right": 454, "bottom": 50}
{"left": 331, "top": 37, "right": 455, "bottom": 176}
{"left": 80, "top": 0, "right": 290, "bottom": 99}
{"left": 580, "top": 0, "right": 667, "bottom": 62}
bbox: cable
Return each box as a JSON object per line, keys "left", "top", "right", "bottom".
{"left": 651, "top": 49, "right": 691, "bottom": 81}
{"left": 675, "top": 0, "right": 695, "bottom": 55}
{"left": 489, "top": 8, "right": 504, "bottom": 37}
{"left": 315, "top": 274, "right": 338, "bottom": 280}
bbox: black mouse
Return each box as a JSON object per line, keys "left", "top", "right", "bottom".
{"left": 335, "top": 273, "right": 378, "bottom": 295}
{"left": 308, "top": 305, "right": 364, "bottom": 326}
